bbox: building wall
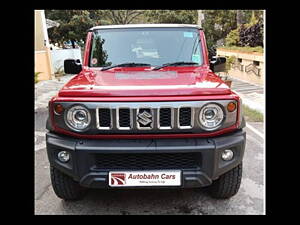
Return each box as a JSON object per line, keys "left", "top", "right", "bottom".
{"left": 35, "top": 10, "right": 53, "bottom": 81}
{"left": 216, "top": 48, "right": 264, "bottom": 86}
{"left": 51, "top": 48, "right": 82, "bottom": 73}
{"left": 35, "top": 10, "right": 46, "bottom": 51}
{"left": 35, "top": 49, "right": 53, "bottom": 81}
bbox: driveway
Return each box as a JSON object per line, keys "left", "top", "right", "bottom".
{"left": 34, "top": 76, "right": 265, "bottom": 215}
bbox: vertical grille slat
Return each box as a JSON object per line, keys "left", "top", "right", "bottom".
{"left": 97, "top": 108, "right": 112, "bottom": 129}
{"left": 159, "top": 108, "right": 173, "bottom": 129}
{"left": 179, "top": 107, "right": 192, "bottom": 128}
{"left": 118, "top": 108, "right": 131, "bottom": 129}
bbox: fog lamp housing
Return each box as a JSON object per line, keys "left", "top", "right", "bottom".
{"left": 221, "top": 149, "right": 234, "bottom": 161}
{"left": 57, "top": 151, "right": 70, "bottom": 163}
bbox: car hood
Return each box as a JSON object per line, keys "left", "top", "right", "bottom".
{"left": 58, "top": 67, "right": 232, "bottom": 97}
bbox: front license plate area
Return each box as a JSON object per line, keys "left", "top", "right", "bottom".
{"left": 109, "top": 170, "right": 181, "bottom": 187}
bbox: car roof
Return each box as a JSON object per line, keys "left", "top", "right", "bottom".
{"left": 89, "top": 24, "right": 202, "bottom": 31}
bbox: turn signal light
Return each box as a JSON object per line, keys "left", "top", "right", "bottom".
{"left": 54, "top": 104, "right": 64, "bottom": 115}
{"left": 227, "top": 102, "right": 237, "bottom": 112}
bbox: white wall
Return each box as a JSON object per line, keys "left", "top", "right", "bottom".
{"left": 50, "top": 48, "right": 82, "bottom": 73}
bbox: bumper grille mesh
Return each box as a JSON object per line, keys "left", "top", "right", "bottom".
{"left": 93, "top": 152, "right": 201, "bottom": 170}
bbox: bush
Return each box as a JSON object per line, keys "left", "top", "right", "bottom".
{"left": 225, "top": 12, "right": 263, "bottom": 48}
{"left": 225, "top": 56, "right": 236, "bottom": 73}
{"left": 239, "top": 21, "right": 263, "bottom": 47}
{"left": 219, "top": 46, "right": 263, "bottom": 53}
{"left": 35, "top": 72, "right": 42, "bottom": 83}
{"left": 225, "top": 28, "right": 240, "bottom": 46}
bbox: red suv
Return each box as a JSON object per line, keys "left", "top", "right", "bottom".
{"left": 46, "top": 24, "right": 246, "bottom": 200}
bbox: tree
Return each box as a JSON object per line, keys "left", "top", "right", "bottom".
{"left": 90, "top": 36, "right": 111, "bottom": 66}
{"left": 202, "top": 10, "right": 237, "bottom": 57}
{"left": 87, "top": 10, "right": 146, "bottom": 25}
{"left": 144, "top": 10, "right": 197, "bottom": 24}
{"left": 108, "top": 10, "right": 145, "bottom": 24}
{"left": 243, "top": 10, "right": 264, "bottom": 25}
{"left": 45, "top": 10, "right": 96, "bottom": 48}
{"left": 224, "top": 11, "right": 264, "bottom": 48}
{"left": 238, "top": 18, "right": 263, "bottom": 47}
{"left": 236, "top": 10, "right": 245, "bottom": 26}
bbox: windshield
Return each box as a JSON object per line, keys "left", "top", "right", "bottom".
{"left": 89, "top": 28, "right": 203, "bottom": 68}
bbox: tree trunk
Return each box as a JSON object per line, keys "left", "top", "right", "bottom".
{"left": 197, "top": 10, "right": 203, "bottom": 27}
{"left": 236, "top": 10, "right": 244, "bottom": 26}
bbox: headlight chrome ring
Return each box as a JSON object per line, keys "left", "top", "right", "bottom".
{"left": 65, "top": 105, "right": 91, "bottom": 132}
{"left": 199, "top": 103, "right": 224, "bottom": 131}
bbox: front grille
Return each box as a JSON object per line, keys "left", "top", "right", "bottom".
{"left": 96, "top": 105, "right": 193, "bottom": 132}
{"left": 93, "top": 153, "right": 202, "bottom": 170}
{"left": 58, "top": 100, "right": 238, "bottom": 134}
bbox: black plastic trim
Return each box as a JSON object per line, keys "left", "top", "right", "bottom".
{"left": 46, "top": 129, "right": 246, "bottom": 188}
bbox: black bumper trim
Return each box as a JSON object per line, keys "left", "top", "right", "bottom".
{"left": 79, "top": 170, "right": 212, "bottom": 188}
{"left": 46, "top": 130, "right": 246, "bottom": 188}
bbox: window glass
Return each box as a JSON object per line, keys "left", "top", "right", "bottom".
{"left": 90, "top": 28, "right": 203, "bottom": 67}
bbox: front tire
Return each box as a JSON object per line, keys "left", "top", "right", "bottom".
{"left": 208, "top": 163, "right": 243, "bottom": 199}
{"left": 50, "top": 166, "right": 86, "bottom": 201}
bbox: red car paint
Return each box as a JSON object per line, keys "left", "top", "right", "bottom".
{"left": 49, "top": 27, "right": 242, "bottom": 139}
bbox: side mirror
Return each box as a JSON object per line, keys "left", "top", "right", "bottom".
{"left": 64, "top": 59, "right": 82, "bottom": 74}
{"left": 210, "top": 56, "right": 226, "bottom": 73}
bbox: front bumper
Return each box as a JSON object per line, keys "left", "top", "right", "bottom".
{"left": 46, "top": 130, "right": 246, "bottom": 189}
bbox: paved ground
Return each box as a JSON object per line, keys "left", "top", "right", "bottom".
{"left": 34, "top": 75, "right": 265, "bottom": 215}
{"left": 35, "top": 75, "right": 75, "bottom": 111}
{"left": 229, "top": 77, "right": 264, "bottom": 114}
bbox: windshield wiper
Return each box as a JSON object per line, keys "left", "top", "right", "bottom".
{"left": 101, "top": 62, "right": 151, "bottom": 71}
{"left": 152, "top": 61, "right": 198, "bottom": 70}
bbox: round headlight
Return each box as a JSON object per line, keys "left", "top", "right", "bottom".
{"left": 199, "top": 103, "right": 224, "bottom": 131}
{"left": 65, "top": 105, "right": 91, "bottom": 131}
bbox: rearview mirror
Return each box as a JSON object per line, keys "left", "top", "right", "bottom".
{"left": 210, "top": 56, "right": 226, "bottom": 73}
{"left": 64, "top": 59, "right": 82, "bottom": 74}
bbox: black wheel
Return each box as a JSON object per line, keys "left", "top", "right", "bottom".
{"left": 208, "top": 163, "right": 242, "bottom": 199}
{"left": 50, "top": 166, "right": 86, "bottom": 201}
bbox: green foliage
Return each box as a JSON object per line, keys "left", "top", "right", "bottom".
{"left": 144, "top": 10, "right": 197, "bottom": 24}
{"left": 88, "top": 10, "right": 146, "bottom": 25}
{"left": 91, "top": 36, "right": 111, "bottom": 67}
{"left": 202, "top": 10, "right": 263, "bottom": 57}
{"left": 243, "top": 10, "right": 263, "bottom": 26}
{"left": 219, "top": 46, "right": 263, "bottom": 53}
{"left": 202, "top": 10, "right": 237, "bottom": 57}
{"left": 239, "top": 21, "right": 263, "bottom": 47}
{"left": 225, "top": 56, "right": 236, "bottom": 73}
{"left": 225, "top": 28, "right": 240, "bottom": 46}
{"left": 248, "top": 11, "right": 259, "bottom": 27}
{"left": 45, "top": 10, "right": 96, "bottom": 47}
{"left": 46, "top": 10, "right": 148, "bottom": 46}
{"left": 35, "top": 72, "right": 42, "bottom": 83}
{"left": 203, "top": 11, "right": 237, "bottom": 44}
{"left": 243, "top": 104, "right": 264, "bottom": 122}
{"left": 224, "top": 10, "right": 263, "bottom": 48}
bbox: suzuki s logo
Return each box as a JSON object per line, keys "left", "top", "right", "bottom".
{"left": 137, "top": 109, "right": 152, "bottom": 126}
{"left": 111, "top": 173, "right": 126, "bottom": 185}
